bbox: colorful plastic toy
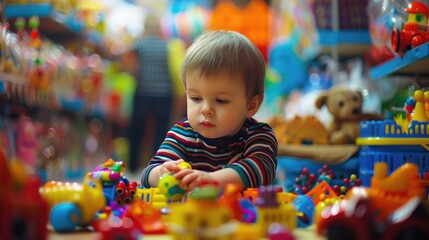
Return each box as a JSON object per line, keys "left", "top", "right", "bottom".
{"left": 291, "top": 195, "right": 315, "bottom": 228}
{"left": 254, "top": 186, "right": 297, "bottom": 236}
{"left": 168, "top": 183, "right": 236, "bottom": 240}
{"left": 267, "top": 223, "right": 295, "bottom": 240}
{"left": 218, "top": 183, "right": 243, "bottom": 221}
{"left": 391, "top": 2, "right": 429, "bottom": 54}
{"left": 88, "top": 158, "right": 125, "bottom": 182}
{"left": 39, "top": 177, "right": 106, "bottom": 232}
{"left": 317, "top": 162, "right": 429, "bottom": 239}
{"left": 157, "top": 162, "right": 192, "bottom": 201}
{"left": 122, "top": 201, "right": 167, "bottom": 234}
{"left": 0, "top": 149, "right": 48, "bottom": 240}
{"left": 158, "top": 173, "right": 186, "bottom": 201}
{"left": 97, "top": 215, "right": 141, "bottom": 240}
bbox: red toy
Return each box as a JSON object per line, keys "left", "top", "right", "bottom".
{"left": 0, "top": 149, "right": 48, "bottom": 240}
{"left": 97, "top": 216, "right": 142, "bottom": 240}
{"left": 317, "top": 162, "right": 429, "bottom": 240}
{"left": 391, "top": 2, "right": 429, "bottom": 54}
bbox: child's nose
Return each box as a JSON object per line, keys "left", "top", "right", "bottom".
{"left": 201, "top": 102, "right": 214, "bottom": 115}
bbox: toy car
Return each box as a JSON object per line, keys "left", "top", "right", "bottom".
{"left": 391, "top": 2, "right": 429, "bottom": 54}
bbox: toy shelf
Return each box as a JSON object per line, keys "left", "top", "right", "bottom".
{"left": 4, "top": 4, "right": 84, "bottom": 42}
{"left": 318, "top": 30, "right": 372, "bottom": 46}
{"left": 370, "top": 42, "right": 429, "bottom": 80}
{"left": 318, "top": 30, "right": 372, "bottom": 58}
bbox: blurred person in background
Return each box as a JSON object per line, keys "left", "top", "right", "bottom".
{"left": 122, "top": 13, "right": 185, "bottom": 173}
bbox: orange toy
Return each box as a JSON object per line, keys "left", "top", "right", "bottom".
{"left": 366, "top": 162, "right": 425, "bottom": 220}
{"left": 209, "top": 0, "right": 271, "bottom": 60}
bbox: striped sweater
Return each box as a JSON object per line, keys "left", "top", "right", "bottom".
{"left": 140, "top": 118, "right": 278, "bottom": 189}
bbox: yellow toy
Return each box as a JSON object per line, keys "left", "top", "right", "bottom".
{"left": 168, "top": 183, "right": 236, "bottom": 240}
{"left": 157, "top": 161, "right": 192, "bottom": 201}
{"left": 39, "top": 177, "right": 106, "bottom": 232}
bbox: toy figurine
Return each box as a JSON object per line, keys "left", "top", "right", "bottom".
{"left": 391, "top": 2, "right": 429, "bottom": 54}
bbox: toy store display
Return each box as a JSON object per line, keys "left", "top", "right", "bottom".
{"left": 271, "top": 82, "right": 384, "bottom": 198}
{"left": 357, "top": 89, "right": 429, "bottom": 189}
{"left": 0, "top": 17, "right": 134, "bottom": 121}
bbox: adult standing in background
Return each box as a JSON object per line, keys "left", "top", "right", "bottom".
{"left": 124, "top": 13, "right": 185, "bottom": 173}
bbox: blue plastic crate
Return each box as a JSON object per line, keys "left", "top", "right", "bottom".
{"left": 360, "top": 120, "right": 429, "bottom": 138}
{"left": 358, "top": 120, "right": 429, "bottom": 187}
{"left": 359, "top": 145, "right": 429, "bottom": 186}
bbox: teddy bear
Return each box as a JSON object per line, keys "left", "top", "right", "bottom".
{"left": 315, "top": 86, "right": 383, "bottom": 144}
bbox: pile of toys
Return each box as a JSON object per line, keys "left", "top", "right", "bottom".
{"left": 1, "top": 151, "right": 429, "bottom": 239}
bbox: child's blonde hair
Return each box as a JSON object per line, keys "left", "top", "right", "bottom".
{"left": 180, "top": 30, "right": 265, "bottom": 103}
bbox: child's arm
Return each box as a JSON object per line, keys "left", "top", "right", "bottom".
{"left": 174, "top": 168, "right": 244, "bottom": 192}
{"left": 175, "top": 122, "right": 278, "bottom": 191}
{"left": 140, "top": 120, "right": 190, "bottom": 187}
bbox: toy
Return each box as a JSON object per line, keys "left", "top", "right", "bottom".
{"left": 218, "top": 183, "right": 243, "bottom": 221}
{"left": 168, "top": 183, "right": 236, "bottom": 240}
{"left": 291, "top": 195, "right": 315, "bottom": 228}
{"left": 14, "top": 115, "right": 39, "bottom": 174}
{"left": 122, "top": 201, "right": 167, "bottom": 234}
{"left": 39, "top": 177, "right": 106, "bottom": 232}
{"left": 0, "top": 148, "right": 48, "bottom": 240}
{"left": 157, "top": 161, "right": 192, "bottom": 201}
{"left": 391, "top": 2, "right": 429, "bottom": 55}
{"left": 267, "top": 223, "right": 295, "bottom": 240}
{"left": 315, "top": 86, "right": 383, "bottom": 144}
{"left": 88, "top": 159, "right": 139, "bottom": 206}
{"left": 88, "top": 158, "right": 125, "bottom": 182}
{"left": 253, "top": 186, "right": 297, "bottom": 236}
{"left": 268, "top": 115, "right": 329, "bottom": 145}
{"left": 97, "top": 215, "right": 141, "bottom": 240}
{"left": 158, "top": 173, "right": 186, "bottom": 201}
{"left": 317, "top": 162, "right": 428, "bottom": 239}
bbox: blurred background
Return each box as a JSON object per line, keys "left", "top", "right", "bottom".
{"left": 1, "top": 0, "right": 428, "bottom": 181}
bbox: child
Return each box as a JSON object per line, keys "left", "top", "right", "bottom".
{"left": 140, "top": 30, "right": 278, "bottom": 192}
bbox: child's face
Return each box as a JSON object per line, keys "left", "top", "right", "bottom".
{"left": 185, "top": 70, "right": 258, "bottom": 139}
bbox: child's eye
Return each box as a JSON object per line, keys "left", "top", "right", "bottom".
{"left": 190, "top": 97, "right": 202, "bottom": 102}
{"left": 216, "top": 99, "right": 229, "bottom": 104}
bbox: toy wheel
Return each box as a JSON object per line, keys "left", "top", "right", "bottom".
{"left": 391, "top": 29, "right": 400, "bottom": 53}
{"left": 50, "top": 202, "right": 81, "bottom": 232}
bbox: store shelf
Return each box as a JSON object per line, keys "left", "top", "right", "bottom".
{"left": 370, "top": 42, "right": 429, "bottom": 80}
{"left": 4, "top": 4, "right": 84, "bottom": 42}
{"left": 318, "top": 30, "right": 372, "bottom": 57}
{"left": 318, "top": 30, "right": 371, "bottom": 45}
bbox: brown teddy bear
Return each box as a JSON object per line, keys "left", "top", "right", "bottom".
{"left": 315, "top": 86, "right": 383, "bottom": 144}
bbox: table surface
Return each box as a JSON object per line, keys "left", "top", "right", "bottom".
{"left": 48, "top": 225, "right": 326, "bottom": 240}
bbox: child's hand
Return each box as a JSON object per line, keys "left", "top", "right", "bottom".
{"left": 174, "top": 169, "right": 214, "bottom": 191}
{"left": 157, "top": 159, "right": 185, "bottom": 177}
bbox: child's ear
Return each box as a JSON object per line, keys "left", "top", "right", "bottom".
{"left": 246, "top": 95, "right": 261, "bottom": 117}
